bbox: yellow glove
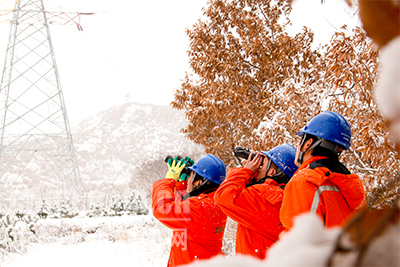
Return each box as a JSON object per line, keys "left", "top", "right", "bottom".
{"left": 166, "top": 156, "right": 186, "bottom": 182}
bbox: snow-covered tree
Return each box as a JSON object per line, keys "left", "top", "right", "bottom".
{"left": 172, "top": 0, "right": 399, "bottom": 207}
{"left": 87, "top": 202, "right": 106, "bottom": 217}
{"left": 36, "top": 201, "right": 51, "bottom": 219}
{"left": 109, "top": 196, "right": 125, "bottom": 216}
{"left": 172, "top": 0, "right": 320, "bottom": 165}
{"left": 136, "top": 195, "right": 149, "bottom": 216}
{"left": 125, "top": 192, "right": 138, "bottom": 215}
{"left": 0, "top": 211, "right": 37, "bottom": 256}
{"left": 58, "top": 200, "right": 78, "bottom": 218}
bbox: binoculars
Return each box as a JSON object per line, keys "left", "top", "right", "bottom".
{"left": 164, "top": 155, "right": 193, "bottom": 177}
{"left": 234, "top": 147, "right": 265, "bottom": 163}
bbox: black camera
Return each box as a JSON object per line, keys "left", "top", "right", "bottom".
{"left": 164, "top": 155, "right": 193, "bottom": 177}
{"left": 234, "top": 147, "right": 265, "bottom": 163}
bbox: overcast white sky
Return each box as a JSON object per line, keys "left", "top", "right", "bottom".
{"left": 0, "top": 0, "right": 359, "bottom": 127}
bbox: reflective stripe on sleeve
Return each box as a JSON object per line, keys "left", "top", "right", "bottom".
{"left": 310, "top": 185, "right": 340, "bottom": 214}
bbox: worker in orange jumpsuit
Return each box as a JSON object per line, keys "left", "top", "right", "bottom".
{"left": 214, "top": 144, "right": 298, "bottom": 260}
{"left": 152, "top": 154, "right": 228, "bottom": 267}
{"left": 280, "top": 111, "right": 366, "bottom": 231}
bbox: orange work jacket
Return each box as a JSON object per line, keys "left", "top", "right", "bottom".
{"left": 152, "top": 179, "right": 227, "bottom": 267}
{"left": 214, "top": 167, "right": 285, "bottom": 260}
{"left": 280, "top": 156, "right": 366, "bottom": 231}
{"left": 174, "top": 180, "right": 188, "bottom": 200}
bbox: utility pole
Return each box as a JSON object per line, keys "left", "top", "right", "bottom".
{"left": 0, "top": 0, "right": 93, "bottom": 209}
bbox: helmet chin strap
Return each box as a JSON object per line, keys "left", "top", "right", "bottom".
{"left": 297, "top": 135, "right": 323, "bottom": 165}
{"left": 193, "top": 179, "right": 208, "bottom": 191}
{"left": 183, "top": 173, "right": 218, "bottom": 200}
{"left": 247, "top": 171, "right": 287, "bottom": 187}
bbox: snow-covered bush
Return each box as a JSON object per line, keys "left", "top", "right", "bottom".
{"left": 1, "top": 193, "right": 152, "bottom": 258}
{"left": 59, "top": 201, "right": 79, "bottom": 218}
{"left": 109, "top": 196, "right": 125, "bottom": 216}
{"left": 36, "top": 200, "right": 79, "bottom": 219}
{"left": 85, "top": 193, "right": 149, "bottom": 217}
{"left": 36, "top": 201, "right": 51, "bottom": 219}
{"left": 87, "top": 202, "right": 107, "bottom": 217}
{"left": 125, "top": 192, "right": 138, "bottom": 215}
{"left": 0, "top": 211, "right": 38, "bottom": 256}
{"left": 136, "top": 195, "right": 149, "bottom": 215}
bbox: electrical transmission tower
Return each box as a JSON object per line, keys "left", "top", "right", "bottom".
{"left": 0, "top": 0, "right": 92, "bottom": 207}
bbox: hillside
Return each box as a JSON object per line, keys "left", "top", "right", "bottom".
{"left": 72, "top": 102, "right": 204, "bottom": 202}
{"left": 2, "top": 102, "right": 204, "bottom": 210}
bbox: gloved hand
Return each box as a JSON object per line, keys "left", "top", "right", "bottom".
{"left": 179, "top": 173, "right": 189, "bottom": 182}
{"left": 166, "top": 156, "right": 187, "bottom": 182}
{"left": 178, "top": 156, "right": 195, "bottom": 181}
{"left": 184, "top": 156, "right": 194, "bottom": 166}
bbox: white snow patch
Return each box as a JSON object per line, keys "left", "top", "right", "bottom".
{"left": 2, "top": 215, "right": 171, "bottom": 267}
{"left": 374, "top": 36, "right": 400, "bottom": 144}
{"left": 266, "top": 214, "right": 341, "bottom": 267}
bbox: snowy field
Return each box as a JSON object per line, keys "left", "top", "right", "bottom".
{"left": 0, "top": 212, "right": 344, "bottom": 267}
{"left": 1, "top": 215, "right": 172, "bottom": 267}
{"left": 1, "top": 213, "right": 334, "bottom": 267}
{"left": 1, "top": 210, "right": 399, "bottom": 267}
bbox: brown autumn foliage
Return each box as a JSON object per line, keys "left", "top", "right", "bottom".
{"left": 171, "top": 0, "right": 399, "bottom": 208}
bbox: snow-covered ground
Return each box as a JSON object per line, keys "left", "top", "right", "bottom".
{"left": 1, "top": 213, "right": 345, "bottom": 267}
{"left": 1, "top": 215, "right": 172, "bottom": 267}
{"left": 3, "top": 211, "right": 398, "bottom": 267}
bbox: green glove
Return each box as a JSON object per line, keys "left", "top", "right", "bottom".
{"left": 166, "top": 156, "right": 186, "bottom": 182}
{"left": 178, "top": 156, "right": 195, "bottom": 181}
{"left": 179, "top": 173, "right": 189, "bottom": 181}
{"left": 183, "top": 156, "right": 194, "bottom": 167}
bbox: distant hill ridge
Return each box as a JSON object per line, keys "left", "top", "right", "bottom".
{"left": 72, "top": 101, "right": 203, "bottom": 188}
{"left": 2, "top": 102, "right": 203, "bottom": 208}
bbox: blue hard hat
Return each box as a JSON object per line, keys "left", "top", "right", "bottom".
{"left": 188, "top": 154, "right": 226, "bottom": 184}
{"left": 296, "top": 111, "right": 351, "bottom": 150}
{"left": 262, "top": 144, "right": 298, "bottom": 178}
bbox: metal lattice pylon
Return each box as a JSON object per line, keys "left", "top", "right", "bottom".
{"left": 0, "top": 0, "right": 82, "bottom": 205}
